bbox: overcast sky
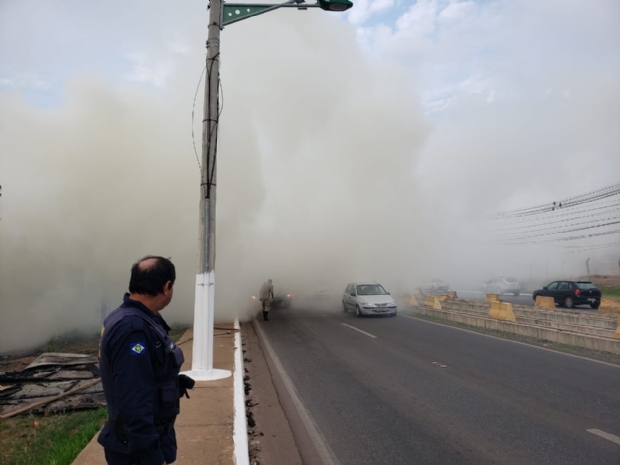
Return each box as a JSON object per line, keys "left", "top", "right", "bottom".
{"left": 0, "top": 0, "right": 619, "bottom": 349}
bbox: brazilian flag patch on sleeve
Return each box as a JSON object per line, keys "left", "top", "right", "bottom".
{"left": 130, "top": 342, "right": 146, "bottom": 355}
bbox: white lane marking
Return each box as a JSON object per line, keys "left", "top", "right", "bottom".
{"left": 587, "top": 429, "right": 620, "bottom": 446}
{"left": 341, "top": 323, "right": 378, "bottom": 339}
{"left": 397, "top": 314, "right": 620, "bottom": 369}
{"left": 253, "top": 319, "right": 341, "bottom": 465}
{"left": 233, "top": 319, "right": 250, "bottom": 465}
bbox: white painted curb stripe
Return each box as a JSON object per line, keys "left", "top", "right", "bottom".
{"left": 587, "top": 429, "right": 620, "bottom": 446}
{"left": 233, "top": 319, "right": 250, "bottom": 465}
{"left": 253, "top": 319, "right": 341, "bottom": 465}
{"left": 341, "top": 323, "right": 378, "bottom": 339}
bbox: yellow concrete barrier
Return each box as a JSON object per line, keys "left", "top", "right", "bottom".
{"left": 498, "top": 302, "right": 516, "bottom": 321}
{"left": 438, "top": 295, "right": 448, "bottom": 302}
{"left": 488, "top": 301, "right": 516, "bottom": 321}
{"left": 447, "top": 291, "right": 458, "bottom": 300}
{"left": 535, "top": 296, "right": 556, "bottom": 309}
{"left": 615, "top": 317, "right": 620, "bottom": 339}
{"left": 424, "top": 295, "right": 442, "bottom": 310}
{"left": 489, "top": 301, "right": 502, "bottom": 319}
{"left": 403, "top": 294, "right": 419, "bottom": 306}
{"left": 485, "top": 294, "right": 500, "bottom": 303}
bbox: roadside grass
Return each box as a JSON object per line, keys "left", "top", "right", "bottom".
{"left": 169, "top": 323, "right": 191, "bottom": 342}
{"left": 599, "top": 284, "right": 620, "bottom": 298}
{"left": 0, "top": 407, "right": 108, "bottom": 465}
{"left": 402, "top": 310, "right": 620, "bottom": 366}
{"left": 0, "top": 324, "right": 190, "bottom": 464}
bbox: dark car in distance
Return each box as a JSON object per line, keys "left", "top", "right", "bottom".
{"left": 271, "top": 293, "right": 292, "bottom": 309}
{"left": 533, "top": 281, "right": 601, "bottom": 309}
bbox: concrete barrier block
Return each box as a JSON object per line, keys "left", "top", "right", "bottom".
{"left": 616, "top": 317, "right": 620, "bottom": 339}
{"left": 485, "top": 294, "right": 500, "bottom": 303}
{"left": 488, "top": 301, "right": 502, "bottom": 319}
{"left": 498, "top": 302, "right": 516, "bottom": 322}
{"left": 535, "top": 296, "right": 556, "bottom": 309}
{"left": 447, "top": 291, "right": 458, "bottom": 300}
{"left": 425, "top": 295, "right": 441, "bottom": 310}
{"left": 438, "top": 295, "right": 449, "bottom": 302}
{"left": 403, "top": 293, "right": 419, "bottom": 306}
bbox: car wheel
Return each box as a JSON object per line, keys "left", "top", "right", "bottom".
{"left": 564, "top": 296, "right": 575, "bottom": 308}
{"left": 356, "top": 305, "right": 363, "bottom": 318}
{"left": 342, "top": 301, "right": 347, "bottom": 313}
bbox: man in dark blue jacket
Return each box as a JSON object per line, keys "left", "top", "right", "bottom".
{"left": 98, "top": 256, "right": 191, "bottom": 465}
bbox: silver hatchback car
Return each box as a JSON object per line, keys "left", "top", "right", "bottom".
{"left": 342, "top": 282, "right": 397, "bottom": 317}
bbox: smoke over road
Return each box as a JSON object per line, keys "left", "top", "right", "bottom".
{"left": 1, "top": 0, "right": 618, "bottom": 352}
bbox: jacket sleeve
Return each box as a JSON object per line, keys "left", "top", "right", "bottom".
{"left": 110, "top": 327, "right": 164, "bottom": 465}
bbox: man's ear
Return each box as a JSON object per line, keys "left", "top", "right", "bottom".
{"left": 164, "top": 281, "right": 173, "bottom": 293}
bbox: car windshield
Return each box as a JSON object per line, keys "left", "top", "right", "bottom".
{"left": 357, "top": 284, "right": 388, "bottom": 295}
{"left": 576, "top": 282, "right": 597, "bottom": 290}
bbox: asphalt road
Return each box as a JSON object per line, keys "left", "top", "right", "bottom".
{"left": 259, "top": 300, "right": 620, "bottom": 465}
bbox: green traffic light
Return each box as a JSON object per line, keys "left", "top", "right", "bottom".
{"left": 317, "top": 0, "right": 353, "bottom": 11}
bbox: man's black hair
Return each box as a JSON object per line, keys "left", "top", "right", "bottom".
{"left": 129, "top": 255, "right": 176, "bottom": 296}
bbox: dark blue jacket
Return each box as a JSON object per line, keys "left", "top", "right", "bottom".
{"left": 98, "top": 294, "right": 184, "bottom": 465}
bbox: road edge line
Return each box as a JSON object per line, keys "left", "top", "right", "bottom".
{"left": 399, "top": 313, "right": 620, "bottom": 369}
{"left": 253, "top": 318, "right": 341, "bottom": 465}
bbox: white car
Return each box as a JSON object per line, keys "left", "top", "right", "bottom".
{"left": 419, "top": 279, "right": 450, "bottom": 295}
{"left": 481, "top": 277, "right": 521, "bottom": 296}
{"left": 342, "top": 282, "right": 397, "bottom": 317}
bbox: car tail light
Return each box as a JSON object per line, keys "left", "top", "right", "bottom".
{"left": 575, "top": 289, "right": 580, "bottom": 296}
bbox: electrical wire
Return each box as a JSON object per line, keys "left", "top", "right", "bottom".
{"left": 561, "top": 241, "right": 620, "bottom": 254}
{"left": 486, "top": 220, "right": 620, "bottom": 243}
{"left": 486, "top": 214, "right": 620, "bottom": 239}
{"left": 191, "top": 65, "right": 207, "bottom": 172}
{"left": 493, "top": 183, "right": 620, "bottom": 219}
{"left": 497, "top": 228, "right": 620, "bottom": 245}
{"left": 483, "top": 200, "right": 620, "bottom": 230}
{"left": 202, "top": 40, "right": 221, "bottom": 200}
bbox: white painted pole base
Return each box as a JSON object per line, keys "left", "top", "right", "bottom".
{"left": 182, "top": 271, "right": 231, "bottom": 381}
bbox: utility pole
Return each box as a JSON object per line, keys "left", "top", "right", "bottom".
{"left": 586, "top": 257, "right": 591, "bottom": 280}
{"left": 182, "top": 0, "right": 353, "bottom": 382}
{"left": 184, "top": 0, "right": 231, "bottom": 381}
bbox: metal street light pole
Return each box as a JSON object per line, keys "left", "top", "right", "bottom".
{"left": 184, "top": 0, "right": 229, "bottom": 381}
{"left": 184, "top": 0, "right": 354, "bottom": 381}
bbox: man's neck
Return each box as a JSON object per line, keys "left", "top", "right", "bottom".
{"left": 128, "top": 293, "right": 160, "bottom": 315}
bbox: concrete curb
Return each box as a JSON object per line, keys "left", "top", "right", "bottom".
{"left": 233, "top": 319, "right": 250, "bottom": 465}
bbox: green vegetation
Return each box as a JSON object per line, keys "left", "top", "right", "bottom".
{"left": 0, "top": 407, "right": 108, "bottom": 465}
{"left": 0, "top": 324, "right": 191, "bottom": 464}
{"left": 598, "top": 284, "right": 620, "bottom": 298}
{"left": 169, "top": 324, "right": 191, "bottom": 342}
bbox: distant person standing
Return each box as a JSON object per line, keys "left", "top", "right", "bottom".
{"left": 98, "top": 256, "right": 194, "bottom": 465}
{"left": 260, "top": 279, "right": 275, "bottom": 321}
